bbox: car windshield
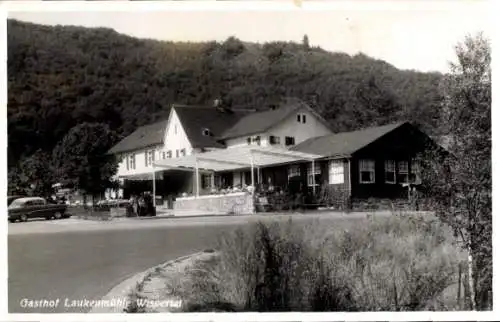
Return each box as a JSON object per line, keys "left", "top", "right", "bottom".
{"left": 8, "top": 199, "right": 25, "bottom": 209}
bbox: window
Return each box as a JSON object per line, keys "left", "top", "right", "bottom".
{"left": 297, "top": 114, "right": 301, "bottom": 122}
{"left": 329, "top": 160, "right": 344, "bottom": 184}
{"left": 398, "top": 161, "right": 409, "bottom": 184}
{"left": 359, "top": 159, "right": 375, "bottom": 183}
{"left": 202, "top": 174, "right": 213, "bottom": 189}
{"left": 285, "top": 136, "right": 295, "bottom": 146}
{"left": 145, "top": 150, "right": 155, "bottom": 167}
{"left": 269, "top": 135, "right": 280, "bottom": 145}
{"left": 202, "top": 128, "right": 212, "bottom": 136}
{"left": 302, "top": 114, "right": 306, "bottom": 124}
{"left": 181, "top": 148, "right": 186, "bottom": 157}
{"left": 288, "top": 165, "right": 301, "bottom": 178}
{"left": 167, "top": 150, "right": 172, "bottom": 158}
{"left": 174, "top": 124, "right": 178, "bottom": 135}
{"left": 128, "top": 154, "right": 136, "bottom": 170}
{"left": 307, "top": 163, "right": 321, "bottom": 187}
{"left": 176, "top": 150, "right": 180, "bottom": 158}
{"left": 385, "top": 160, "right": 396, "bottom": 184}
{"left": 247, "top": 137, "right": 252, "bottom": 145}
{"left": 252, "top": 136, "right": 261, "bottom": 146}
{"left": 411, "top": 161, "right": 422, "bottom": 184}
{"left": 162, "top": 152, "right": 166, "bottom": 159}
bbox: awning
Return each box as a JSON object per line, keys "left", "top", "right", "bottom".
{"left": 118, "top": 170, "right": 164, "bottom": 181}
{"left": 153, "top": 145, "right": 324, "bottom": 172}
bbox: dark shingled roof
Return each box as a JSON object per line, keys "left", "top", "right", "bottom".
{"left": 174, "top": 106, "right": 250, "bottom": 149}
{"left": 109, "top": 120, "right": 168, "bottom": 154}
{"left": 292, "top": 121, "right": 408, "bottom": 157}
{"left": 219, "top": 99, "right": 307, "bottom": 140}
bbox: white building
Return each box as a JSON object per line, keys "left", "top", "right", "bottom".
{"left": 107, "top": 98, "right": 333, "bottom": 201}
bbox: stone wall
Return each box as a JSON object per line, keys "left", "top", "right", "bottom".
{"left": 350, "top": 197, "right": 433, "bottom": 212}
{"left": 174, "top": 192, "right": 254, "bottom": 215}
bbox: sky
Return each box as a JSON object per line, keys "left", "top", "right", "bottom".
{"left": 5, "top": 1, "right": 492, "bottom": 73}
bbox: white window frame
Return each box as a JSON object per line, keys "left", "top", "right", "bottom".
{"left": 128, "top": 154, "right": 136, "bottom": 170}
{"left": 287, "top": 165, "right": 301, "bottom": 179}
{"left": 328, "top": 160, "right": 344, "bottom": 184}
{"left": 307, "top": 163, "right": 321, "bottom": 187}
{"left": 398, "top": 160, "right": 409, "bottom": 184}
{"left": 145, "top": 150, "right": 155, "bottom": 167}
{"left": 384, "top": 160, "right": 396, "bottom": 184}
{"left": 359, "top": 159, "right": 375, "bottom": 184}
{"left": 285, "top": 136, "right": 295, "bottom": 146}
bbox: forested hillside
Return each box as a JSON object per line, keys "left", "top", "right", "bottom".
{"left": 7, "top": 19, "right": 444, "bottom": 193}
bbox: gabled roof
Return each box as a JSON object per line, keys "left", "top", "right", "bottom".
{"left": 291, "top": 121, "right": 408, "bottom": 157}
{"left": 219, "top": 98, "right": 328, "bottom": 140}
{"left": 173, "top": 105, "right": 249, "bottom": 149}
{"left": 108, "top": 120, "right": 167, "bottom": 154}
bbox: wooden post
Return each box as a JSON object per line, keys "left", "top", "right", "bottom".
{"left": 312, "top": 159, "right": 316, "bottom": 196}
{"left": 195, "top": 158, "right": 200, "bottom": 198}
{"left": 152, "top": 167, "right": 156, "bottom": 207}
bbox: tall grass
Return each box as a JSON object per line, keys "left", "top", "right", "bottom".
{"left": 175, "top": 214, "right": 465, "bottom": 312}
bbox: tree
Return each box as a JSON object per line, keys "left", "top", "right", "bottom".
{"left": 419, "top": 33, "right": 491, "bottom": 310}
{"left": 52, "top": 123, "right": 119, "bottom": 205}
{"left": 8, "top": 149, "right": 55, "bottom": 197}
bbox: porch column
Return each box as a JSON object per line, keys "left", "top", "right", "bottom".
{"left": 211, "top": 171, "right": 215, "bottom": 189}
{"left": 152, "top": 167, "right": 156, "bottom": 207}
{"left": 312, "top": 159, "right": 316, "bottom": 195}
{"left": 195, "top": 157, "right": 200, "bottom": 198}
{"left": 250, "top": 152, "right": 255, "bottom": 192}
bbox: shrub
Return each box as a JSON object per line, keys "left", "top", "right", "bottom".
{"left": 175, "top": 214, "right": 465, "bottom": 311}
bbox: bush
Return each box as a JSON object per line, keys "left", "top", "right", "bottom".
{"left": 175, "top": 215, "right": 465, "bottom": 312}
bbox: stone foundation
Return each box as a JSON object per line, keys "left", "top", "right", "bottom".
{"left": 350, "top": 197, "right": 433, "bottom": 212}
{"left": 174, "top": 192, "right": 254, "bottom": 215}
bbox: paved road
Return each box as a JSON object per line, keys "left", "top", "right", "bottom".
{"left": 8, "top": 212, "right": 393, "bottom": 313}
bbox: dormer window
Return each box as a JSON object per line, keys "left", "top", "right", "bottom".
{"left": 202, "top": 128, "right": 213, "bottom": 136}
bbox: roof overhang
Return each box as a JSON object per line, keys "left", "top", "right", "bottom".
{"left": 118, "top": 170, "right": 164, "bottom": 181}
{"left": 153, "top": 146, "right": 324, "bottom": 172}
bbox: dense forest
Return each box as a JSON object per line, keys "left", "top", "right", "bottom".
{"left": 7, "top": 19, "right": 444, "bottom": 194}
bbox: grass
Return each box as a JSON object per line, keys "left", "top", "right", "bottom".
{"left": 172, "top": 212, "right": 466, "bottom": 312}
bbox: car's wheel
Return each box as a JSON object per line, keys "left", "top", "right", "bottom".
{"left": 45, "top": 216, "right": 52, "bottom": 220}
{"left": 20, "top": 214, "right": 28, "bottom": 222}
{"left": 54, "top": 212, "right": 62, "bottom": 220}
{"left": 9, "top": 219, "right": 16, "bottom": 223}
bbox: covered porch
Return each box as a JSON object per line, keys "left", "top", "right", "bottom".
{"left": 152, "top": 146, "right": 324, "bottom": 214}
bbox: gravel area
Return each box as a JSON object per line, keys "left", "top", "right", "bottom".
{"left": 127, "top": 251, "right": 217, "bottom": 313}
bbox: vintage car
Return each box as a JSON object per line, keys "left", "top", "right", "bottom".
{"left": 8, "top": 197, "right": 70, "bottom": 223}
